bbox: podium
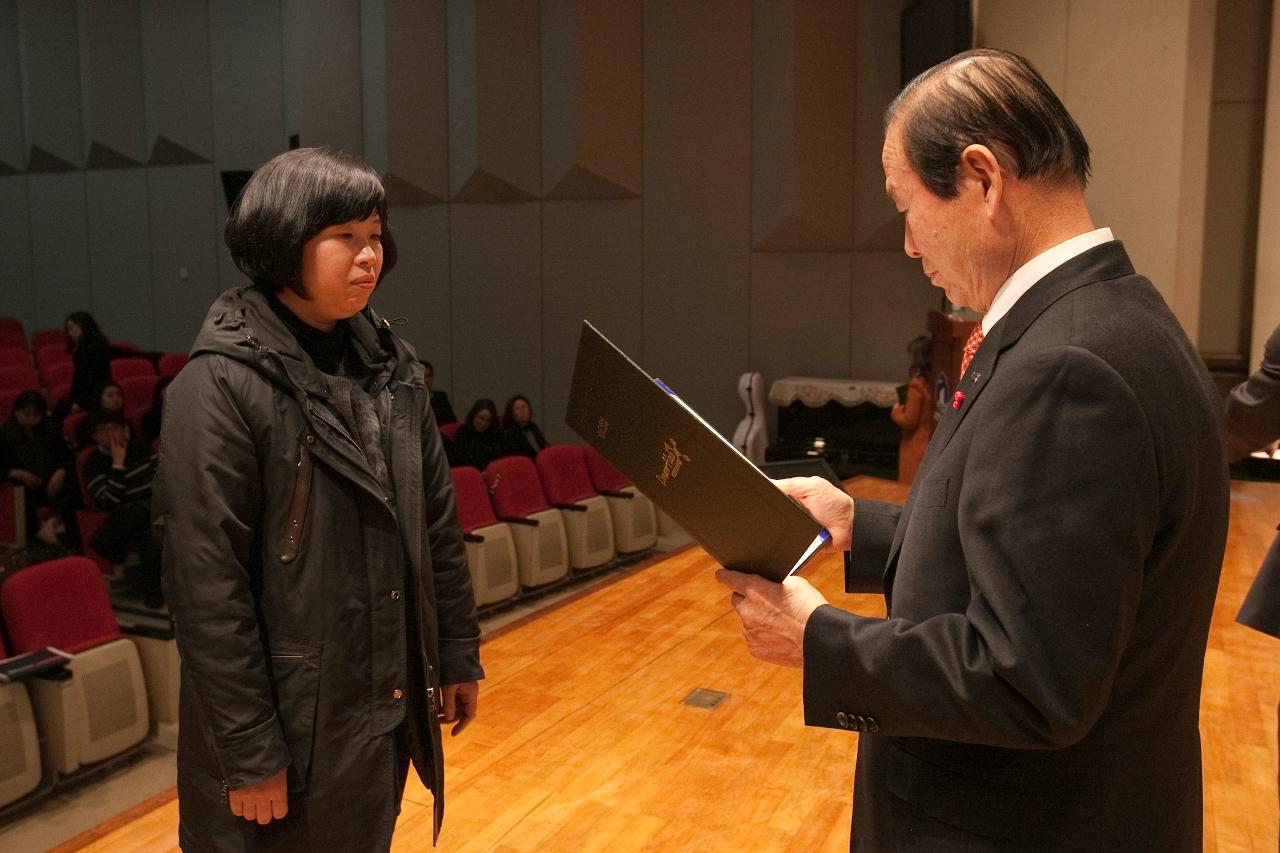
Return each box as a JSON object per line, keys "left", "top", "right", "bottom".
{"left": 927, "top": 310, "right": 978, "bottom": 406}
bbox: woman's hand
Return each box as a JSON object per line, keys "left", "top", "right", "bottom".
{"left": 440, "top": 681, "right": 479, "bottom": 736}
{"left": 228, "top": 768, "right": 288, "bottom": 825}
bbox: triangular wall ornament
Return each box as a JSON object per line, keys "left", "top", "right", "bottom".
{"left": 451, "top": 169, "right": 538, "bottom": 203}
{"left": 544, "top": 164, "right": 638, "bottom": 201}
{"left": 26, "top": 146, "right": 78, "bottom": 173}
{"left": 86, "top": 141, "right": 143, "bottom": 169}
{"left": 753, "top": 214, "right": 849, "bottom": 252}
{"left": 148, "top": 136, "right": 211, "bottom": 166}
{"left": 384, "top": 173, "right": 445, "bottom": 206}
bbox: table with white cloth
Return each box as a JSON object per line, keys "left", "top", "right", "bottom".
{"left": 765, "top": 376, "right": 902, "bottom": 478}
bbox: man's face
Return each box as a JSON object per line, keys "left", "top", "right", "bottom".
{"left": 882, "top": 125, "right": 995, "bottom": 312}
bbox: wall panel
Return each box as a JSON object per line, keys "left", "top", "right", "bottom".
{"left": 209, "top": 0, "right": 286, "bottom": 170}
{"left": 86, "top": 170, "right": 152, "bottom": 346}
{"left": 542, "top": 0, "right": 642, "bottom": 199}
{"left": 141, "top": 0, "right": 213, "bottom": 165}
{"left": 850, "top": 251, "right": 939, "bottom": 383}
{"left": 283, "top": 0, "right": 363, "bottom": 153}
{"left": 81, "top": 0, "right": 146, "bottom": 167}
{"left": 642, "top": 0, "right": 752, "bottom": 435}
{"left": 19, "top": 0, "right": 82, "bottom": 170}
{"left": 751, "top": 0, "right": 854, "bottom": 251}
{"left": 449, "top": 204, "right": 542, "bottom": 414}
{"left": 28, "top": 174, "right": 91, "bottom": 328}
{"left": 364, "top": 0, "right": 449, "bottom": 204}
{"left": 147, "top": 165, "right": 222, "bottom": 353}
{"left": 542, "top": 199, "right": 643, "bottom": 443}
{"left": 0, "top": 1, "right": 25, "bottom": 172}
{"left": 750, "top": 253, "right": 852, "bottom": 384}
{"left": 370, "top": 205, "right": 452, "bottom": 380}
{"left": 448, "top": 0, "right": 541, "bottom": 201}
{"left": 0, "top": 176, "right": 34, "bottom": 324}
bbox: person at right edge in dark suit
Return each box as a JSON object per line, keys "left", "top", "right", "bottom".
{"left": 1224, "top": 322, "right": 1280, "bottom": 811}
{"left": 717, "top": 49, "right": 1230, "bottom": 851}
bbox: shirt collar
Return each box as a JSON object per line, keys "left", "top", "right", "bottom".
{"left": 981, "top": 227, "right": 1114, "bottom": 335}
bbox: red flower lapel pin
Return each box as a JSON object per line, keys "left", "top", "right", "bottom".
{"left": 952, "top": 390, "right": 965, "bottom": 410}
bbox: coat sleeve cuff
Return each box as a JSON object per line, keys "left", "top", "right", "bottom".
{"left": 215, "top": 713, "right": 292, "bottom": 789}
{"left": 803, "top": 604, "right": 854, "bottom": 729}
{"left": 438, "top": 636, "right": 485, "bottom": 684}
{"left": 845, "top": 499, "right": 900, "bottom": 593}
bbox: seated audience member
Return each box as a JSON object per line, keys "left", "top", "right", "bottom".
{"left": 504, "top": 394, "right": 549, "bottom": 458}
{"left": 1, "top": 390, "right": 75, "bottom": 544}
{"left": 424, "top": 360, "right": 457, "bottom": 425}
{"left": 452, "top": 398, "right": 512, "bottom": 470}
{"left": 63, "top": 311, "right": 112, "bottom": 415}
{"left": 142, "top": 376, "right": 173, "bottom": 446}
{"left": 82, "top": 411, "right": 163, "bottom": 608}
{"left": 76, "top": 381, "right": 127, "bottom": 447}
{"left": 97, "top": 380, "right": 125, "bottom": 414}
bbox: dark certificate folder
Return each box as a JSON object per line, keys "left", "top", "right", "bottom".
{"left": 565, "top": 321, "right": 829, "bottom": 582}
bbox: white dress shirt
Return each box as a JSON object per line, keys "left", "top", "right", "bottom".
{"left": 981, "top": 227, "right": 1115, "bottom": 335}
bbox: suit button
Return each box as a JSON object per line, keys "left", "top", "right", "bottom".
{"left": 868, "top": 717, "right": 880, "bottom": 733}
{"left": 392, "top": 689, "right": 404, "bottom": 700}
{"left": 390, "top": 589, "right": 401, "bottom": 601}
{"left": 836, "top": 712, "right": 849, "bottom": 728}
{"left": 855, "top": 715, "right": 867, "bottom": 731}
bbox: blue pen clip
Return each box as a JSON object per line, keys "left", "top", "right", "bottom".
{"left": 654, "top": 378, "right": 674, "bottom": 395}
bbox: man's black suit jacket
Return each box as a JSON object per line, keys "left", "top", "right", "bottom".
{"left": 803, "top": 242, "right": 1229, "bottom": 851}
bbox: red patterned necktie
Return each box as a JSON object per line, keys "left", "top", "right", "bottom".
{"left": 960, "top": 325, "right": 985, "bottom": 376}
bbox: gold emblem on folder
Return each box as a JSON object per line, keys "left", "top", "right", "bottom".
{"left": 656, "top": 438, "right": 691, "bottom": 486}
{"left": 597, "top": 417, "right": 609, "bottom": 439}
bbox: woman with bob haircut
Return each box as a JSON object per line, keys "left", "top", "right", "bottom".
{"left": 155, "top": 147, "right": 483, "bottom": 851}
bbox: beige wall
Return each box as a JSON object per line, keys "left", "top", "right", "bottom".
{"left": 1252, "top": 0, "right": 1280, "bottom": 369}
{"left": 976, "top": 0, "right": 1219, "bottom": 345}
{"left": 1201, "top": 0, "right": 1272, "bottom": 365}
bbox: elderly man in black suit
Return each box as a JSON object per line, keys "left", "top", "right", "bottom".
{"left": 718, "top": 48, "right": 1229, "bottom": 851}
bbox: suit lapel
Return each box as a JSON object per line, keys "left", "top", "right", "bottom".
{"left": 880, "top": 241, "right": 1138, "bottom": 584}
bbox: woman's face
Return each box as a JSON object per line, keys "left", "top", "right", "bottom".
{"left": 283, "top": 215, "right": 384, "bottom": 332}
{"left": 66, "top": 320, "right": 83, "bottom": 342}
{"left": 100, "top": 385, "right": 124, "bottom": 412}
{"left": 472, "top": 409, "right": 493, "bottom": 432}
{"left": 512, "top": 399, "right": 531, "bottom": 426}
{"left": 14, "top": 406, "right": 42, "bottom": 432}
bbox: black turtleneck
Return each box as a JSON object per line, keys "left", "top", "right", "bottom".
{"left": 265, "top": 289, "right": 349, "bottom": 375}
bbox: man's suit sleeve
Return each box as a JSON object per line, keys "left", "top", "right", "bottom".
{"left": 845, "top": 500, "right": 900, "bottom": 593}
{"left": 1226, "top": 323, "right": 1280, "bottom": 461}
{"left": 803, "top": 346, "right": 1158, "bottom": 749}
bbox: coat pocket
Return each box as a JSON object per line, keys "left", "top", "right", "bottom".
{"left": 885, "top": 743, "right": 1022, "bottom": 840}
{"left": 913, "top": 476, "right": 949, "bottom": 508}
{"left": 270, "top": 640, "right": 322, "bottom": 794}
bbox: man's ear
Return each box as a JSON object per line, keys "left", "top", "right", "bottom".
{"left": 959, "top": 143, "right": 1004, "bottom": 218}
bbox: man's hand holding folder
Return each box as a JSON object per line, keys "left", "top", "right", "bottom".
{"left": 716, "top": 476, "right": 856, "bottom": 668}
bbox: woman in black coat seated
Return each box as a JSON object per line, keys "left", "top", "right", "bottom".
{"left": 452, "top": 398, "right": 514, "bottom": 470}
{"left": 1, "top": 390, "right": 76, "bottom": 544}
{"left": 503, "top": 394, "right": 549, "bottom": 458}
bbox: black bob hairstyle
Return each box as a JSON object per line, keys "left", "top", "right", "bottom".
{"left": 885, "top": 48, "right": 1091, "bottom": 200}
{"left": 224, "top": 147, "right": 398, "bottom": 297}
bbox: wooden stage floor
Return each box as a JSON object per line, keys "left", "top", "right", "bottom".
{"left": 65, "top": 476, "right": 1279, "bottom": 851}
